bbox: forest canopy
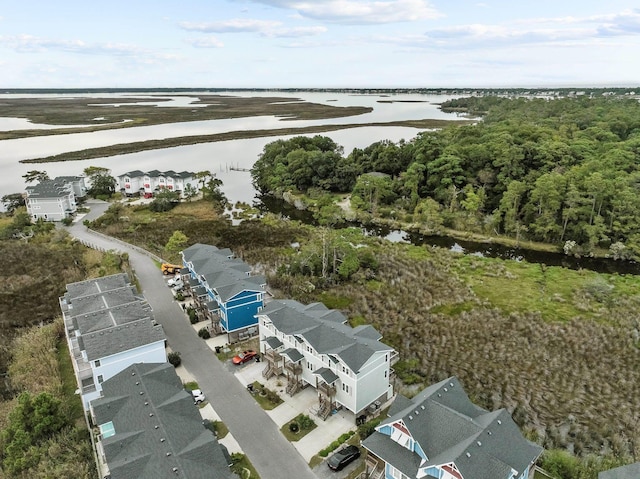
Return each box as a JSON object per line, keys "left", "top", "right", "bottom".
{"left": 251, "top": 96, "right": 640, "bottom": 256}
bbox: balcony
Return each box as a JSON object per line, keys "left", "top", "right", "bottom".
{"left": 285, "top": 361, "right": 302, "bottom": 376}
{"left": 318, "top": 382, "right": 336, "bottom": 398}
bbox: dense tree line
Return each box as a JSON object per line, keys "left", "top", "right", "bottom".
{"left": 251, "top": 96, "right": 640, "bottom": 256}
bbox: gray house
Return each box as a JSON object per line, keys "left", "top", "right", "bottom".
{"left": 60, "top": 273, "right": 167, "bottom": 410}
{"left": 362, "top": 376, "right": 543, "bottom": 479}
{"left": 599, "top": 463, "right": 640, "bottom": 479}
{"left": 90, "top": 362, "right": 237, "bottom": 479}
{"left": 25, "top": 175, "right": 86, "bottom": 221}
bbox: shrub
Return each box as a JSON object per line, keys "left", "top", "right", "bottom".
{"left": 168, "top": 351, "right": 181, "bottom": 367}
{"left": 61, "top": 217, "right": 73, "bottom": 226}
{"left": 298, "top": 414, "right": 314, "bottom": 430}
{"left": 198, "top": 328, "right": 211, "bottom": 340}
{"left": 358, "top": 418, "right": 381, "bottom": 440}
{"left": 175, "top": 292, "right": 184, "bottom": 301}
{"left": 289, "top": 422, "right": 299, "bottom": 433}
{"left": 187, "top": 307, "right": 198, "bottom": 324}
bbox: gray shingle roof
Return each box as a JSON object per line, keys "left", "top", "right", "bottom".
{"left": 265, "top": 336, "right": 283, "bottom": 349}
{"left": 369, "top": 377, "right": 543, "bottom": 479}
{"left": 91, "top": 363, "right": 235, "bottom": 479}
{"left": 260, "top": 300, "right": 393, "bottom": 372}
{"left": 26, "top": 179, "right": 74, "bottom": 198}
{"left": 599, "top": 463, "right": 640, "bottom": 479}
{"left": 62, "top": 274, "right": 165, "bottom": 362}
{"left": 82, "top": 318, "right": 165, "bottom": 361}
{"left": 363, "top": 431, "right": 422, "bottom": 478}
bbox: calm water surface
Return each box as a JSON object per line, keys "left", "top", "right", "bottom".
{"left": 0, "top": 91, "right": 464, "bottom": 203}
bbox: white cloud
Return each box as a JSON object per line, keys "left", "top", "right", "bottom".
{"left": 246, "top": 0, "right": 441, "bottom": 24}
{"left": 179, "top": 19, "right": 281, "bottom": 33}
{"left": 179, "top": 19, "right": 326, "bottom": 38}
{"left": 186, "top": 35, "right": 224, "bottom": 48}
{"left": 376, "top": 9, "right": 640, "bottom": 50}
{"left": 0, "top": 34, "right": 181, "bottom": 69}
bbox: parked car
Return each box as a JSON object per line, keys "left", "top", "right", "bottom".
{"left": 167, "top": 277, "right": 183, "bottom": 288}
{"left": 232, "top": 350, "right": 258, "bottom": 364}
{"left": 328, "top": 445, "right": 361, "bottom": 471}
{"left": 191, "top": 389, "right": 205, "bottom": 404}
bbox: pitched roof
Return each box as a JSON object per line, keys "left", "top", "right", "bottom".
{"left": 91, "top": 363, "right": 235, "bottom": 479}
{"left": 599, "top": 463, "right": 640, "bottom": 479}
{"left": 366, "top": 377, "right": 543, "bottom": 479}
{"left": 62, "top": 274, "right": 165, "bottom": 361}
{"left": 260, "top": 299, "right": 393, "bottom": 372}
{"left": 26, "top": 179, "right": 74, "bottom": 198}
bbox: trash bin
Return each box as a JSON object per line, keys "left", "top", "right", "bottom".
{"left": 215, "top": 346, "right": 222, "bottom": 353}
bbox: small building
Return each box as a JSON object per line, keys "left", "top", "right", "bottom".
{"left": 60, "top": 273, "right": 166, "bottom": 410}
{"left": 90, "top": 363, "right": 236, "bottom": 479}
{"left": 181, "top": 243, "right": 266, "bottom": 339}
{"left": 362, "top": 376, "right": 543, "bottom": 479}
{"left": 257, "top": 299, "right": 397, "bottom": 419}
{"left": 25, "top": 179, "right": 77, "bottom": 221}
{"left": 598, "top": 462, "right": 640, "bottom": 479}
{"left": 117, "top": 170, "right": 198, "bottom": 198}
{"left": 53, "top": 175, "right": 88, "bottom": 198}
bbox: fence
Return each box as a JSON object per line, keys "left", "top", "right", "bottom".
{"left": 73, "top": 227, "right": 166, "bottom": 264}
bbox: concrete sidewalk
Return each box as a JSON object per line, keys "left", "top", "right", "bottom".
{"left": 181, "top": 318, "right": 357, "bottom": 463}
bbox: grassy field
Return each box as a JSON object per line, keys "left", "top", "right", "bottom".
{"left": 19, "top": 118, "right": 467, "bottom": 164}
{"left": 90, "top": 200, "right": 640, "bottom": 463}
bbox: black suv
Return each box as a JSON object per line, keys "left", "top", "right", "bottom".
{"left": 328, "top": 445, "right": 361, "bottom": 471}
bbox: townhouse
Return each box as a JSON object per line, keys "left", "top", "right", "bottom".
{"left": 25, "top": 175, "right": 87, "bottom": 221}
{"left": 90, "top": 362, "right": 236, "bottom": 479}
{"left": 256, "top": 299, "right": 397, "bottom": 419}
{"left": 60, "top": 273, "right": 166, "bottom": 410}
{"left": 181, "top": 243, "right": 266, "bottom": 340}
{"left": 117, "top": 170, "right": 198, "bottom": 198}
{"left": 362, "top": 376, "right": 543, "bottom": 479}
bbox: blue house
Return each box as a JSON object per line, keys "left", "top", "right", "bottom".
{"left": 362, "top": 376, "right": 542, "bottom": 479}
{"left": 181, "top": 244, "right": 266, "bottom": 340}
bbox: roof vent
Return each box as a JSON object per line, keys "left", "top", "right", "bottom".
{"left": 477, "top": 441, "right": 482, "bottom": 447}
{"left": 497, "top": 420, "right": 502, "bottom": 425}
{"left": 414, "top": 410, "right": 419, "bottom": 415}
{"left": 139, "top": 391, "right": 144, "bottom": 395}
{"left": 161, "top": 438, "right": 165, "bottom": 442}
{"left": 449, "top": 382, "right": 454, "bottom": 387}
{"left": 155, "top": 425, "right": 159, "bottom": 429}
{"left": 420, "top": 405, "right": 425, "bottom": 410}
{"left": 466, "top": 452, "right": 471, "bottom": 458}
{"left": 443, "top": 387, "right": 448, "bottom": 392}
{"left": 166, "top": 452, "right": 172, "bottom": 456}
{"left": 437, "top": 393, "right": 441, "bottom": 397}
{"left": 144, "top": 402, "right": 149, "bottom": 406}
{"left": 149, "top": 413, "right": 154, "bottom": 417}
{"left": 408, "top": 415, "right": 413, "bottom": 420}
{"left": 136, "top": 381, "right": 140, "bottom": 385}
{"left": 131, "top": 372, "right": 136, "bottom": 376}
{"left": 488, "top": 431, "right": 492, "bottom": 435}
{"left": 172, "top": 467, "right": 178, "bottom": 473}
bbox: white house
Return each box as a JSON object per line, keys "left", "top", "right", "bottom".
{"left": 25, "top": 175, "right": 87, "bottom": 222}
{"left": 362, "top": 377, "right": 543, "bottom": 479}
{"left": 257, "top": 299, "right": 396, "bottom": 419}
{"left": 117, "top": 169, "right": 199, "bottom": 198}
{"left": 60, "top": 273, "right": 166, "bottom": 410}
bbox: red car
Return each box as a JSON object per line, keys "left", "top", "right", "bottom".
{"left": 232, "top": 350, "right": 258, "bottom": 364}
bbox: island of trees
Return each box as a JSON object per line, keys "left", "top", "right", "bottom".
{"left": 251, "top": 95, "right": 640, "bottom": 259}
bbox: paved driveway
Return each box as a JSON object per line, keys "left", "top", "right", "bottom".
{"left": 66, "top": 207, "right": 318, "bottom": 479}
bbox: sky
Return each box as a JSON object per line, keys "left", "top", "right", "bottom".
{"left": 1, "top": 1, "right": 639, "bottom": 88}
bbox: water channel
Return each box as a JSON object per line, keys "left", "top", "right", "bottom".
{"left": 1, "top": 90, "right": 636, "bottom": 274}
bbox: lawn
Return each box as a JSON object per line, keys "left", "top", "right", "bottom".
{"left": 248, "top": 382, "right": 283, "bottom": 410}
{"left": 280, "top": 414, "right": 317, "bottom": 442}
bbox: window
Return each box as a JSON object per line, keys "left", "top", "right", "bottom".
{"left": 94, "top": 359, "right": 101, "bottom": 367}
{"left": 97, "top": 375, "right": 104, "bottom": 384}
{"left": 342, "top": 383, "right": 349, "bottom": 393}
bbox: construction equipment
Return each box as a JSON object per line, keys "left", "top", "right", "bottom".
{"left": 161, "top": 263, "right": 182, "bottom": 275}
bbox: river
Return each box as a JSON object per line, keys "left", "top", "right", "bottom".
{"left": 0, "top": 91, "right": 464, "bottom": 204}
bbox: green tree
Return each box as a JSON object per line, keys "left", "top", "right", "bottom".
{"left": 84, "top": 166, "right": 116, "bottom": 198}
{"left": 149, "top": 189, "right": 180, "bottom": 212}
{"left": 1, "top": 392, "right": 68, "bottom": 475}
{"left": 202, "top": 176, "right": 228, "bottom": 212}
{"left": 1, "top": 193, "right": 26, "bottom": 215}
{"left": 499, "top": 180, "right": 528, "bottom": 239}
{"left": 183, "top": 183, "right": 198, "bottom": 202}
{"left": 22, "top": 170, "right": 49, "bottom": 184}
{"left": 165, "top": 230, "right": 188, "bottom": 253}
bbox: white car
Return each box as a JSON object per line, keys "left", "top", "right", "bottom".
{"left": 191, "top": 389, "right": 205, "bottom": 404}
{"left": 167, "top": 277, "right": 183, "bottom": 288}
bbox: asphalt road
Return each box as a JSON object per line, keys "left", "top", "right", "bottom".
{"left": 68, "top": 200, "right": 318, "bottom": 479}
